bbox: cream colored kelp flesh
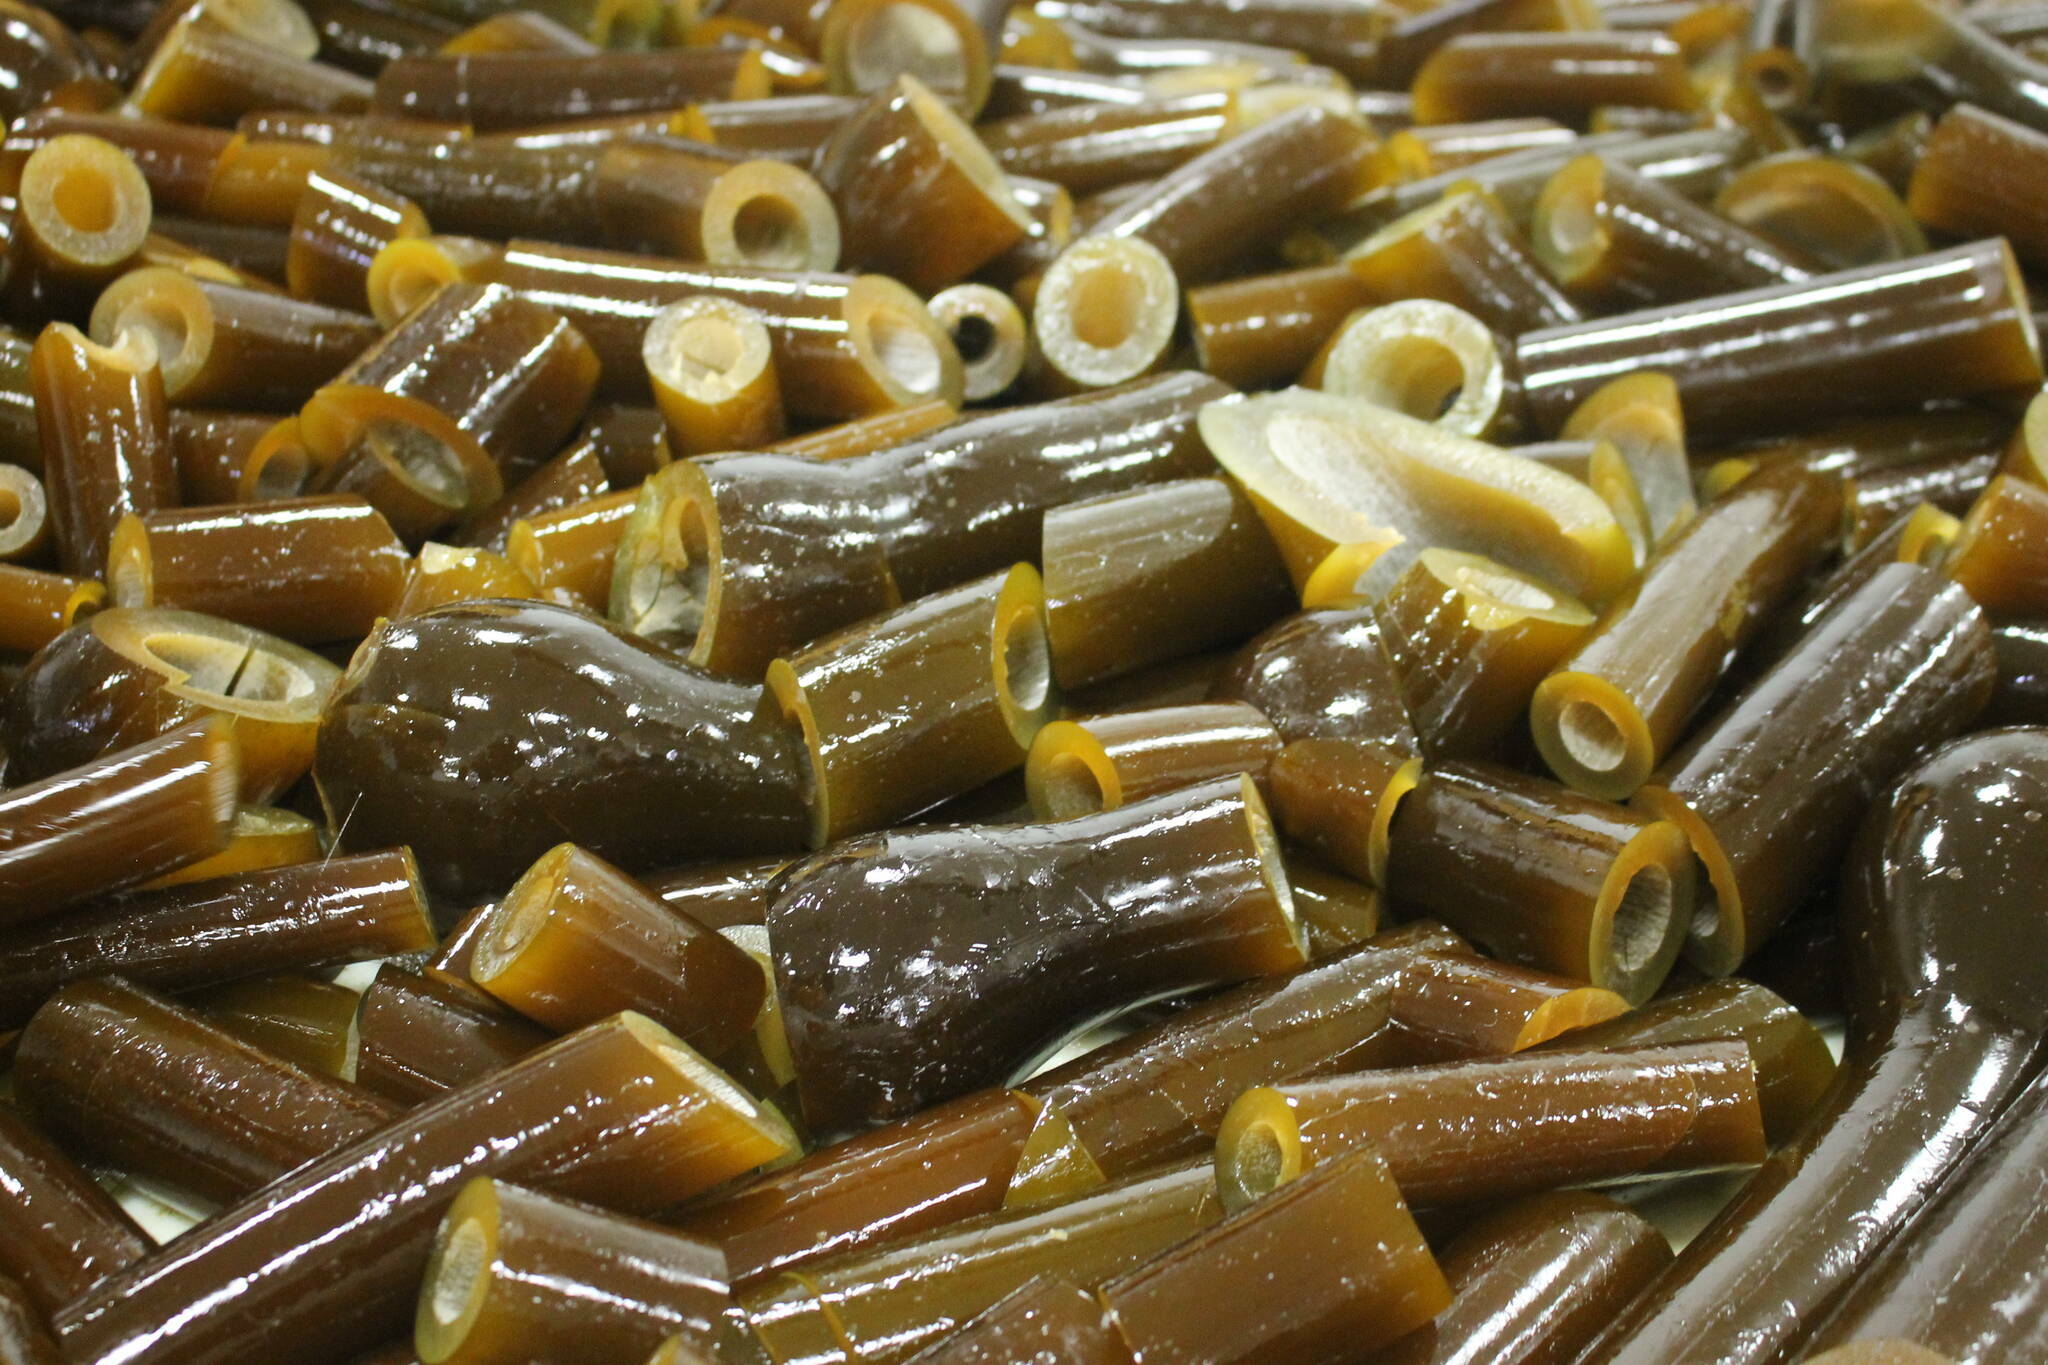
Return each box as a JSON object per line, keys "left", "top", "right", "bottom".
{"left": 1198, "top": 387, "right": 1635, "bottom": 606}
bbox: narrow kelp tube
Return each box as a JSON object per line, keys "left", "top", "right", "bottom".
{"left": 52, "top": 1014, "right": 797, "bottom": 1365}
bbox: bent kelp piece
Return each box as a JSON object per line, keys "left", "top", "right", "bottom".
{"left": 1806, "top": 1058, "right": 2048, "bottom": 1363}
{"left": 314, "top": 601, "right": 812, "bottom": 901}
{"left": 1576, "top": 727, "right": 2048, "bottom": 1365}
{"left": 769, "top": 776, "right": 1304, "bottom": 1132}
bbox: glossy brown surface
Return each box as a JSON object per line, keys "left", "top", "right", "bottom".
{"left": 1083, "top": 104, "right": 1371, "bottom": 284}
{"left": 1946, "top": 474, "right": 2048, "bottom": 617}
{"left": 1909, "top": 103, "right": 2048, "bottom": 268}
{"left": 165, "top": 410, "right": 269, "bottom": 504}
{"left": 419, "top": 1179, "right": 742, "bottom": 1365}
{"left": 52, "top": 1014, "right": 795, "bottom": 1365}
{"left": 303, "top": 281, "right": 598, "bottom": 508}
{"left": 1986, "top": 618, "right": 2048, "bottom": 726}
{"left": 0, "top": 848, "right": 434, "bottom": 1029}
{"left": 130, "top": 19, "right": 371, "bottom": 124}
{"left": 139, "top": 805, "right": 323, "bottom": 889}
{"left": 288, "top": 169, "right": 427, "bottom": 311}
{"left": 1808, "top": 1060, "right": 2048, "bottom": 1364}
{"left": 1550, "top": 978, "right": 1835, "bottom": 1147}
{"left": 769, "top": 565, "right": 1056, "bottom": 845}
{"left": 1578, "top": 728, "right": 2048, "bottom": 1365}
{"left": 599, "top": 143, "right": 837, "bottom": 273}
{"left": 107, "top": 496, "right": 410, "bottom": 644}
{"left": 815, "top": 75, "right": 1027, "bottom": 290}
{"left": 91, "top": 269, "right": 378, "bottom": 408}
{"left": 1026, "top": 702, "right": 1280, "bottom": 818}
{"left": 1635, "top": 562, "right": 1993, "bottom": 974}
{"left": 31, "top": 323, "right": 173, "bottom": 577}
{"left": 673, "top": 1088, "right": 1043, "bottom": 1283}
{"left": 1185, "top": 262, "right": 1374, "bottom": 389}
{"left": 371, "top": 48, "right": 763, "bottom": 127}
{"left": 607, "top": 455, "right": 897, "bottom": 675}
{"left": 0, "top": 717, "right": 237, "bottom": 930}
{"left": 1844, "top": 450, "right": 2001, "bottom": 548}
{"left": 1218, "top": 1040, "right": 1765, "bottom": 1210}
{"left": 1533, "top": 155, "right": 1808, "bottom": 308}
{"left": 461, "top": 241, "right": 960, "bottom": 415}
{"left": 506, "top": 488, "right": 636, "bottom": 610}
{"left": 1364, "top": 1191, "right": 1672, "bottom": 1365}
{"left": 0, "top": 606, "right": 341, "bottom": 803}
{"left": 1039, "top": 0, "right": 1378, "bottom": 78}
{"left": 1377, "top": 548, "right": 1592, "bottom": 760}
{"left": 0, "top": 1106, "right": 149, "bottom": 1318}
{"left": 0, "top": 1272, "right": 62, "bottom": 1365}
{"left": 352, "top": 966, "right": 550, "bottom": 1106}
{"left": 1515, "top": 241, "right": 2044, "bottom": 439}
{"left": 902, "top": 1276, "right": 1129, "bottom": 1365}
{"left": 195, "top": 971, "right": 360, "bottom": 1078}
{"left": 1386, "top": 948, "right": 1628, "bottom": 1062}
{"left": 1021, "top": 923, "right": 1466, "bottom": 1176}
{"left": 1213, "top": 604, "right": 1419, "bottom": 752}
{"left": 1413, "top": 32, "right": 1695, "bottom": 123}
{"left": 0, "top": 568, "right": 102, "bottom": 661}
{"left": 457, "top": 441, "right": 609, "bottom": 552}
{"left": 472, "top": 843, "right": 765, "bottom": 1057}
{"left": 742, "top": 1159, "right": 1221, "bottom": 1365}
{"left": 1041, "top": 477, "right": 1290, "bottom": 691}
{"left": 1344, "top": 181, "right": 1578, "bottom": 336}
{"left": 14, "top": 976, "right": 400, "bottom": 1203}
{"left": 771, "top": 776, "right": 1301, "bottom": 1131}
{"left": 0, "top": 111, "right": 225, "bottom": 221}
{"left": 1100, "top": 1145, "right": 1448, "bottom": 1365}
{"left": 315, "top": 601, "right": 811, "bottom": 900}
{"left": 766, "top": 400, "right": 956, "bottom": 463}
{"left": 1386, "top": 760, "right": 1692, "bottom": 1003}
{"left": 1531, "top": 464, "right": 1842, "bottom": 800}
{"left": 981, "top": 91, "right": 1227, "bottom": 195}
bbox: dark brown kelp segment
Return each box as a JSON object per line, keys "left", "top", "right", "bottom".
{"left": 13, "top": 975, "right": 402, "bottom": 1203}
{"left": 0, "top": 716, "right": 238, "bottom": 930}
{"left": 1577, "top": 728, "right": 2048, "bottom": 1365}
{"left": 470, "top": 842, "right": 767, "bottom": 1057}
{"left": 315, "top": 601, "right": 812, "bottom": 901}
{"left": 351, "top": 966, "right": 551, "bottom": 1106}
{"left": 53, "top": 1014, "right": 798, "bottom": 1365}
{"left": 769, "top": 776, "right": 1303, "bottom": 1132}
{"left": 31, "top": 322, "right": 174, "bottom": 578}
{"left": 1633, "top": 562, "right": 1994, "bottom": 975}
{"left": 0, "top": 847, "right": 434, "bottom": 1028}
{"left": 418, "top": 1180, "right": 745, "bottom": 1365}
{"left": 1362, "top": 1191, "right": 1672, "bottom": 1365}
{"left": 1515, "top": 241, "right": 2044, "bottom": 440}
{"left": 1384, "top": 760, "right": 1693, "bottom": 1004}
{"left": 1548, "top": 979, "right": 1836, "bottom": 1147}
{"left": 1099, "top": 1145, "right": 1450, "bottom": 1365}
{"left": 0, "top": 1106, "right": 150, "bottom": 1319}
{"left": 1215, "top": 1040, "right": 1765, "bottom": 1211}
{"left": 1807, "top": 1061, "right": 2048, "bottom": 1364}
